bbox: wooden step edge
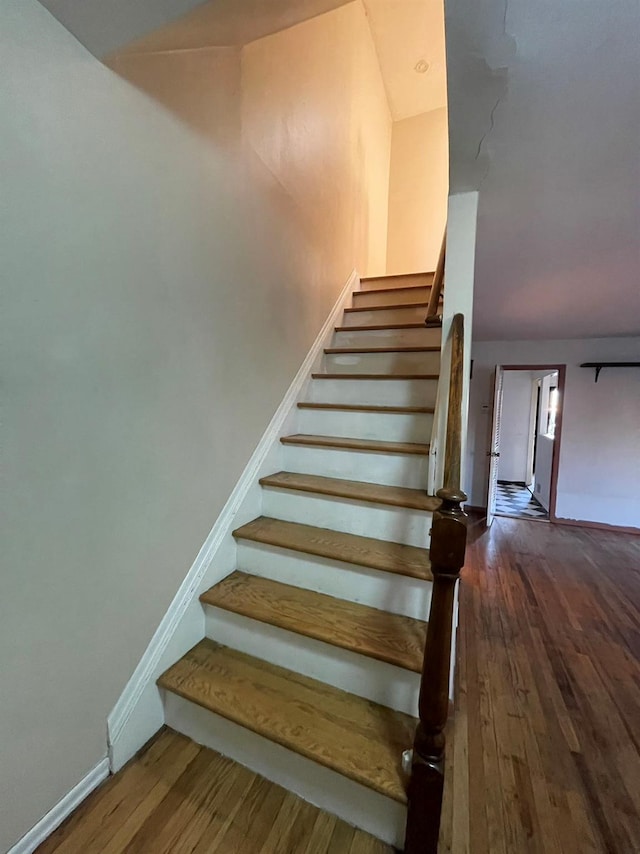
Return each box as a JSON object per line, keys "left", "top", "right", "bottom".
{"left": 324, "top": 346, "right": 440, "bottom": 354}
{"left": 344, "top": 302, "right": 429, "bottom": 313}
{"left": 311, "top": 373, "right": 440, "bottom": 380}
{"left": 281, "top": 434, "right": 430, "bottom": 456}
{"left": 259, "top": 471, "right": 441, "bottom": 512}
{"left": 353, "top": 284, "right": 431, "bottom": 297}
{"left": 297, "top": 402, "right": 435, "bottom": 414}
{"left": 158, "top": 640, "right": 413, "bottom": 803}
{"left": 232, "top": 517, "right": 433, "bottom": 581}
{"left": 199, "top": 573, "right": 426, "bottom": 674}
{"left": 360, "top": 271, "right": 434, "bottom": 282}
{"left": 334, "top": 322, "right": 430, "bottom": 332}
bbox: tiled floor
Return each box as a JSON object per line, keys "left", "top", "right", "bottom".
{"left": 495, "top": 481, "right": 548, "bottom": 520}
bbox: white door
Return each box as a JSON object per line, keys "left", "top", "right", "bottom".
{"left": 486, "top": 366, "right": 504, "bottom": 526}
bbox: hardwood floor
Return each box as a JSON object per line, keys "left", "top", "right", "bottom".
{"left": 37, "top": 517, "right": 640, "bottom": 853}
{"left": 440, "top": 517, "right": 640, "bottom": 853}
{"left": 36, "top": 729, "right": 393, "bottom": 854}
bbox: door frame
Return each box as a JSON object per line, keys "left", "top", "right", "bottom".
{"left": 486, "top": 366, "right": 504, "bottom": 527}
{"left": 499, "top": 364, "right": 566, "bottom": 522}
{"left": 525, "top": 379, "right": 540, "bottom": 488}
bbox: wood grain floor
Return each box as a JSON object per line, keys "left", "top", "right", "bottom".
{"left": 36, "top": 517, "right": 640, "bottom": 853}
{"left": 36, "top": 729, "right": 393, "bottom": 854}
{"left": 440, "top": 517, "right": 640, "bottom": 854}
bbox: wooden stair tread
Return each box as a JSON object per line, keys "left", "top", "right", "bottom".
{"left": 259, "top": 471, "right": 441, "bottom": 512}
{"left": 232, "top": 516, "right": 433, "bottom": 581}
{"left": 281, "top": 434, "right": 429, "bottom": 456}
{"left": 200, "top": 572, "right": 427, "bottom": 673}
{"left": 334, "top": 322, "right": 430, "bottom": 332}
{"left": 344, "top": 302, "right": 429, "bottom": 313}
{"left": 353, "top": 284, "right": 431, "bottom": 296}
{"left": 298, "top": 402, "right": 435, "bottom": 414}
{"left": 158, "top": 639, "right": 415, "bottom": 803}
{"left": 360, "top": 271, "right": 433, "bottom": 282}
{"left": 324, "top": 346, "right": 440, "bottom": 354}
{"left": 312, "top": 373, "right": 439, "bottom": 380}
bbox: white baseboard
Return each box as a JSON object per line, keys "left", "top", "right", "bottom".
{"left": 8, "top": 759, "right": 110, "bottom": 854}
{"left": 107, "top": 269, "right": 359, "bottom": 771}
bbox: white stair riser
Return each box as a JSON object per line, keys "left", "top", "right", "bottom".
{"left": 307, "top": 377, "right": 438, "bottom": 407}
{"left": 352, "top": 288, "right": 430, "bottom": 307}
{"left": 342, "top": 305, "right": 429, "bottom": 326}
{"left": 261, "top": 488, "right": 432, "bottom": 548}
{"left": 283, "top": 444, "right": 430, "bottom": 489}
{"left": 203, "top": 606, "right": 420, "bottom": 716}
{"left": 296, "top": 408, "right": 433, "bottom": 443}
{"left": 163, "top": 693, "right": 407, "bottom": 848}
{"left": 334, "top": 326, "right": 441, "bottom": 348}
{"left": 360, "top": 273, "right": 433, "bottom": 291}
{"left": 236, "top": 541, "right": 432, "bottom": 620}
{"left": 323, "top": 350, "right": 440, "bottom": 375}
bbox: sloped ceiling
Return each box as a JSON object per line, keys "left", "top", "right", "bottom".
{"left": 37, "top": 0, "right": 209, "bottom": 57}
{"left": 39, "top": 1, "right": 636, "bottom": 342}
{"left": 38, "top": 0, "right": 446, "bottom": 121}
{"left": 446, "top": 0, "right": 640, "bottom": 340}
{"left": 362, "top": 0, "right": 447, "bottom": 120}
{"left": 37, "top": 0, "right": 352, "bottom": 57}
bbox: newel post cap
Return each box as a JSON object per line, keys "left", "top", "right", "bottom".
{"left": 436, "top": 486, "right": 468, "bottom": 505}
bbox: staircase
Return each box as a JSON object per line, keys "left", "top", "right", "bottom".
{"left": 158, "top": 272, "right": 445, "bottom": 848}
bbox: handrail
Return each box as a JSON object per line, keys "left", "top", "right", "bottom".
{"left": 405, "top": 313, "right": 468, "bottom": 854}
{"left": 425, "top": 229, "right": 446, "bottom": 322}
{"left": 426, "top": 373, "right": 442, "bottom": 496}
{"left": 442, "top": 314, "right": 464, "bottom": 490}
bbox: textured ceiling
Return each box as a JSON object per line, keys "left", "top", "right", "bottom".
{"left": 446, "top": 0, "right": 640, "bottom": 340}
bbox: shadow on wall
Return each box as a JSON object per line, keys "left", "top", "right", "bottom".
{"left": 107, "top": 0, "right": 451, "bottom": 278}
{"left": 106, "top": 2, "right": 394, "bottom": 279}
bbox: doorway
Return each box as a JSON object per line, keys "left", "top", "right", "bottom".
{"left": 486, "top": 365, "right": 565, "bottom": 526}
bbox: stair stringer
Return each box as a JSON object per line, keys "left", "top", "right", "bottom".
{"left": 106, "top": 269, "right": 359, "bottom": 772}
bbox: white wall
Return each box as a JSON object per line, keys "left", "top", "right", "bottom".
{"left": 430, "top": 192, "right": 478, "bottom": 494}
{"left": 0, "top": 1, "right": 391, "bottom": 849}
{"left": 497, "top": 370, "right": 536, "bottom": 483}
{"left": 108, "top": 1, "right": 392, "bottom": 279}
{"left": 386, "top": 107, "right": 448, "bottom": 274}
{"left": 466, "top": 338, "right": 640, "bottom": 528}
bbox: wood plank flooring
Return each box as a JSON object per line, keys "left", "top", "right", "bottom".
{"left": 36, "top": 729, "right": 394, "bottom": 854}
{"left": 37, "top": 516, "right": 639, "bottom": 853}
{"left": 439, "top": 517, "right": 640, "bottom": 854}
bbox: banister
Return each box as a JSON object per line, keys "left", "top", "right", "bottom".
{"left": 443, "top": 314, "right": 464, "bottom": 491}
{"left": 425, "top": 229, "right": 446, "bottom": 322}
{"left": 405, "top": 313, "right": 468, "bottom": 854}
{"left": 426, "top": 375, "right": 442, "bottom": 497}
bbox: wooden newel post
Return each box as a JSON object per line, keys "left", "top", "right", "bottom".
{"left": 404, "top": 486, "right": 467, "bottom": 854}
